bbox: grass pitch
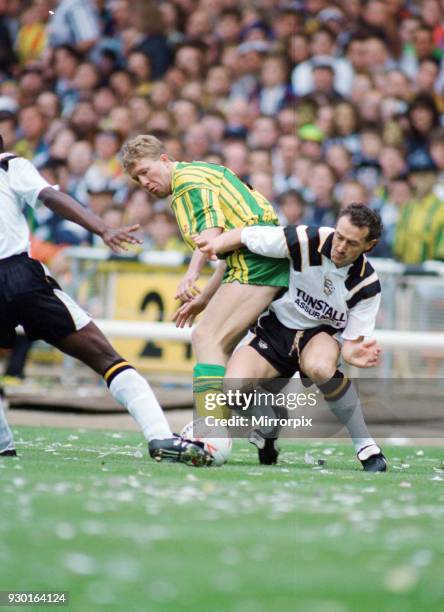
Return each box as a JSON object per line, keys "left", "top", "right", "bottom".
{"left": 1, "top": 426, "right": 444, "bottom": 612}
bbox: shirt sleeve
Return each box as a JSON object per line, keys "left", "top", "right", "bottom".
{"left": 8, "top": 157, "right": 51, "bottom": 208}
{"left": 67, "top": 3, "right": 100, "bottom": 43}
{"left": 241, "top": 226, "right": 289, "bottom": 258}
{"left": 341, "top": 293, "right": 381, "bottom": 340}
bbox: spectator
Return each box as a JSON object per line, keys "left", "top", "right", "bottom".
{"left": 15, "top": 105, "right": 48, "bottom": 165}
{"left": 277, "top": 189, "right": 306, "bottom": 225}
{"left": 253, "top": 53, "right": 293, "bottom": 116}
{"left": 400, "top": 23, "right": 443, "bottom": 79}
{"left": 292, "top": 27, "right": 354, "bottom": 97}
{"left": 248, "top": 115, "right": 279, "bottom": 151}
{"left": 394, "top": 171, "right": 444, "bottom": 263}
{"left": 336, "top": 180, "right": 369, "bottom": 211}
{"left": 53, "top": 44, "right": 82, "bottom": 114}
{"left": 222, "top": 141, "right": 249, "bottom": 181}
{"left": 249, "top": 171, "right": 275, "bottom": 205}
{"left": 49, "top": 127, "right": 76, "bottom": 160}
{"left": 92, "top": 87, "right": 118, "bottom": 119}
{"left": 65, "top": 140, "right": 93, "bottom": 209}
{"left": 36, "top": 91, "right": 60, "bottom": 123}
{"left": 249, "top": 148, "right": 272, "bottom": 174}
{"left": 87, "top": 186, "right": 117, "bottom": 218}
{"left": 85, "top": 130, "right": 125, "bottom": 195}
{"left": 145, "top": 211, "right": 184, "bottom": 251}
{"left": 216, "top": 8, "right": 243, "bottom": 45}
{"left": 5, "top": 0, "right": 444, "bottom": 265}
{"left": 273, "top": 134, "right": 299, "bottom": 194}
{"left": 304, "top": 162, "right": 338, "bottom": 227}
{"left": 353, "top": 125, "right": 383, "bottom": 191}
{"left": 298, "top": 124, "right": 324, "bottom": 162}
{"left": 16, "top": 1, "right": 49, "bottom": 65}
{"left": 430, "top": 128, "right": 444, "bottom": 199}
{"left": 205, "top": 66, "right": 232, "bottom": 112}
{"left": 327, "top": 101, "right": 361, "bottom": 154}
{"left": 307, "top": 62, "right": 344, "bottom": 105}
{"left": 127, "top": 96, "right": 152, "bottom": 132}
{"left": 405, "top": 94, "right": 439, "bottom": 172}
{"left": 130, "top": 2, "right": 172, "bottom": 80}
{"left": 69, "top": 101, "right": 98, "bottom": 141}
{"left": 0, "top": 0, "right": 17, "bottom": 76}
{"left": 0, "top": 111, "right": 17, "bottom": 151}
{"left": 326, "top": 144, "right": 353, "bottom": 182}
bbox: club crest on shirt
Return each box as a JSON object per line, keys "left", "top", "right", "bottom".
{"left": 323, "top": 276, "right": 334, "bottom": 296}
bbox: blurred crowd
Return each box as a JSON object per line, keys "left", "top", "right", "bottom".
{"left": 2, "top": 0, "right": 444, "bottom": 264}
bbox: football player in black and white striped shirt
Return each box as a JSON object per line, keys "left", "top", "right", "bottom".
{"left": 194, "top": 204, "right": 387, "bottom": 472}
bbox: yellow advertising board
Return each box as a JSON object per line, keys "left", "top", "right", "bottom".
{"left": 110, "top": 265, "right": 210, "bottom": 374}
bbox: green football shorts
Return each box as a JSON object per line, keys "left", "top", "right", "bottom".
{"left": 222, "top": 248, "right": 289, "bottom": 287}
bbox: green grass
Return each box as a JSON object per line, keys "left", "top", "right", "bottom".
{"left": 1, "top": 427, "right": 444, "bottom": 612}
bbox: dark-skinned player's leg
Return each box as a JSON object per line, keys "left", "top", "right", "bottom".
{"left": 53, "top": 322, "right": 212, "bottom": 466}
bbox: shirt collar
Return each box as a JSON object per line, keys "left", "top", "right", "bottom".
{"left": 320, "top": 230, "right": 367, "bottom": 278}
{"left": 347, "top": 253, "right": 367, "bottom": 278}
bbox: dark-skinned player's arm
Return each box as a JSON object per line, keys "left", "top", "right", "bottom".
{"left": 38, "top": 187, "right": 141, "bottom": 253}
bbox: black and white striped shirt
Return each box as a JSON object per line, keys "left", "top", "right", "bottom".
{"left": 241, "top": 224, "right": 381, "bottom": 339}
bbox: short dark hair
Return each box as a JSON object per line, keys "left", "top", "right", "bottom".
{"left": 0, "top": 134, "right": 3, "bottom": 152}
{"left": 338, "top": 203, "right": 383, "bottom": 242}
{"left": 313, "top": 63, "right": 334, "bottom": 74}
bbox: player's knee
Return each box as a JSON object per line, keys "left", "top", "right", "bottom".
{"left": 302, "top": 358, "right": 336, "bottom": 384}
{"left": 222, "top": 377, "right": 249, "bottom": 395}
{"left": 192, "top": 322, "right": 230, "bottom": 352}
{"left": 191, "top": 324, "right": 208, "bottom": 351}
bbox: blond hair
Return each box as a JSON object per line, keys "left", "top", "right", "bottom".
{"left": 120, "top": 135, "right": 173, "bottom": 172}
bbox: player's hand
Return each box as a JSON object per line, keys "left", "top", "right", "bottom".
{"left": 192, "top": 234, "right": 219, "bottom": 261}
{"left": 344, "top": 338, "right": 381, "bottom": 368}
{"left": 101, "top": 224, "right": 142, "bottom": 253}
{"left": 172, "top": 295, "right": 207, "bottom": 328}
{"left": 175, "top": 270, "right": 201, "bottom": 302}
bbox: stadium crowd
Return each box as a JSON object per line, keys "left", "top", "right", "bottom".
{"left": 2, "top": 0, "right": 444, "bottom": 264}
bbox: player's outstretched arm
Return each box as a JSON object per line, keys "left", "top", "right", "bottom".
{"left": 341, "top": 337, "right": 381, "bottom": 368}
{"left": 38, "top": 187, "right": 141, "bottom": 253}
{"left": 194, "top": 225, "right": 290, "bottom": 260}
{"left": 193, "top": 228, "right": 243, "bottom": 258}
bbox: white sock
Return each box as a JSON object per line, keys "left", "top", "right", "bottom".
{"left": 357, "top": 443, "right": 381, "bottom": 461}
{"left": 327, "top": 383, "right": 376, "bottom": 454}
{"left": 0, "top": 395, "right": 15, "bottom": 452}
{"left": 107, "top": 368, "right": 172, "bottom": 442}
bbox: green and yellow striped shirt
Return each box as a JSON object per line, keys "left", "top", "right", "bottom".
{"left": 171, "top": 161, "right": 279, "bottom": 250}
{"left": 394, "top": 193, "right": 444, "bottom": 263}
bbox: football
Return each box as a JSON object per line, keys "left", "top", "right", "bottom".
{"left": 181, "top": 418, "right": 233, "bottom": 466}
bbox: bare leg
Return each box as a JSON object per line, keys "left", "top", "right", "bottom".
{"left": 53, "top": 321, "right": 122, "bottom": 375}
{"left": 53, "top": 321, "right": 172, "bottom": 441}
{"left": 192, "top": 283, "right": 279, "bottom": 365}
{"left": 300, "top": 333, "right": 376, "bottom": 454}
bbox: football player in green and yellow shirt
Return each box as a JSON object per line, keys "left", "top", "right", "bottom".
{"left": 121, "top": 135, "right": 289, "bottom": 417}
